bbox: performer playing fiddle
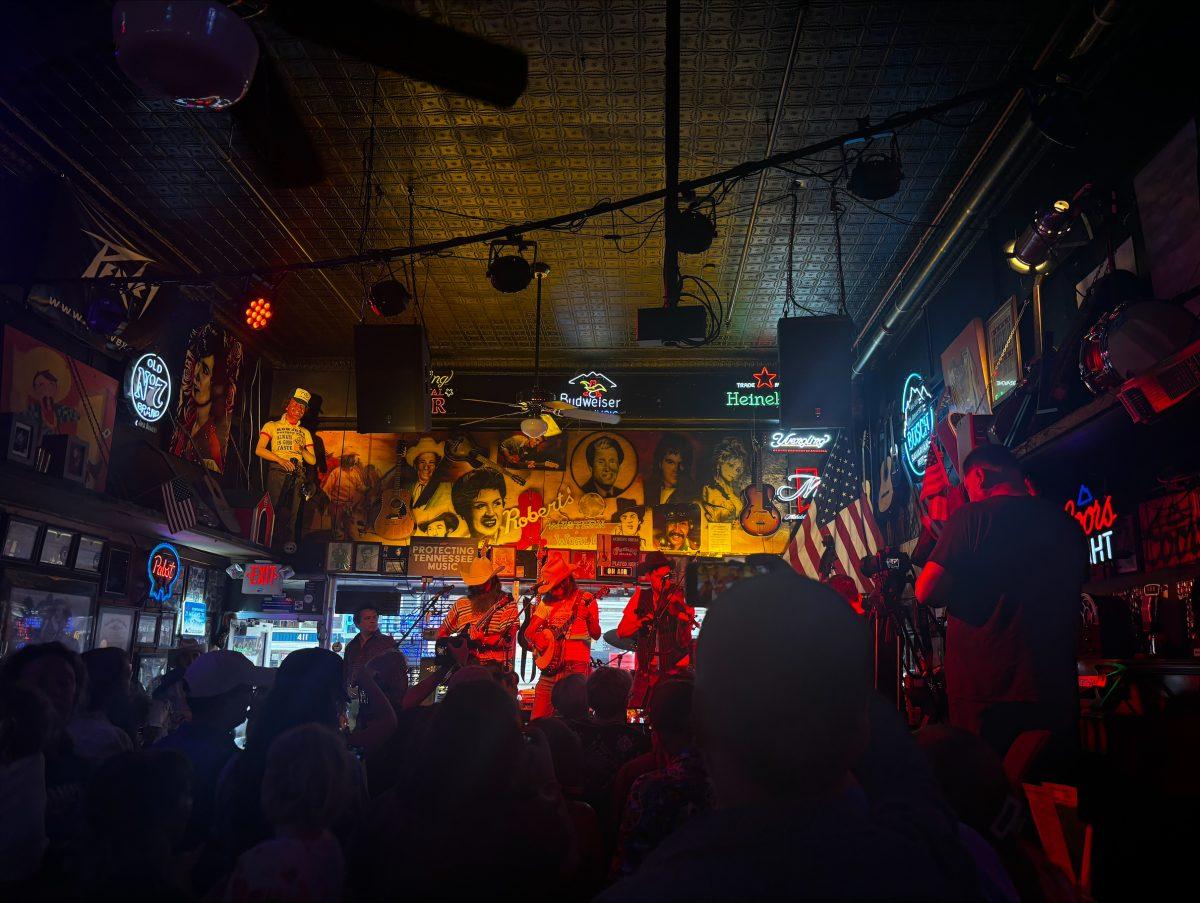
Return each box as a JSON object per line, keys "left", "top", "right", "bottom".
{"left": 617, "top": 551, "right": 695, "bottom": 708}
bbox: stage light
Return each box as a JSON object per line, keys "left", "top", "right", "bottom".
{"left": 520, "top": 416, "right": 548, "bottom": 439}
{"left": 225, "top": 563, "right": 245, "bottom": 579}
{"left": 848, "top": 137, "right": 904, "bottom": 200}
{"left": 369, "top": 278, "right": 410, "bottom": 317}
{"left": 486, "top": 238, "right": 537, "bottom": 293}
{"left": 245, "top": 295, "right": 273, "bottom": 330}
{"left": 1005, "top": 199, "right": 1072, "bottom": 274}
{"left": 675, "top": 208, "right": 717, "bottom": 254}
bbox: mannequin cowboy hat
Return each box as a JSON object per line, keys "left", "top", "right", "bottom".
{"left": 405, "top": 435, "right": 446, "bottom": 469}
{"left": 534, "top": 552, "right": 585, "bottom": 593}
{"left": 459, "top": 554, "right": 503, "bottom": 587}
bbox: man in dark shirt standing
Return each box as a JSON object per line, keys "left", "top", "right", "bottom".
{"left": 916, "top": 444, "right": 1086, "bottom": 771}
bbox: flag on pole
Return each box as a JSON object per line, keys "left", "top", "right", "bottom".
{"left": 786, "top": 431, "right": 884, "bottom": 593}
{"left": 161, "top": 476, "right": 198, "bottom": 534}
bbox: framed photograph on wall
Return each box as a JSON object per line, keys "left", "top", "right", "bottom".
{"left": 158, "top": 611, "right": 177, "bottom": 648}
{"left": 353, "top": 543, "right": 382, "bottom": 574}
{"left": 1, "top": 572, "right": 97, "bottom": 656}
{"left": 39, "top": 527, "right": 77, "bottom": 568}
{"left": 74, "top": 535, "right": 105, "bottom": 573}
{"left": 102, "top": 546, "right": 132, "bottom": 597}
{"left": 326, "top": 542, "right": 354, "bottom": 573}
{"left": 94, "top": 605, "right": 135, "bottom": 651}
{"left": 2, "top": 516, "right": 41, "bottom": 562}
{"left": 986, "top": 297, "right": 1022, "bottom": 407}
{"left": 136, "top": 610, "right": 159, "bottom": 646}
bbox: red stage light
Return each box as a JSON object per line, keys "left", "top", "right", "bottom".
{"left": 245, "top": 296, "right": 272, "bottom": 330}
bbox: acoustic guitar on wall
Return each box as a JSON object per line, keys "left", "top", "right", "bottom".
{"left": 739, "top": 433, "right": 783, "bottom": 537}
{"left": 878, "top": 413, "right": 898, "bottom": 516}
{"left": 374, "top": 440, "right": 416, "bottom": 542}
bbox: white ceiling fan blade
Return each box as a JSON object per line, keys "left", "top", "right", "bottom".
{"left": 460, "top": 397, "right": 524, "bottom": 410}
{"left": 564, "top": 407, "right": 620, "bottom": 425}
{"left": 459, "top": 412, "right": 522, "bottom": 428}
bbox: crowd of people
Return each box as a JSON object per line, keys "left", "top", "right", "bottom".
{"left": 0, "top": 551, "right": 1080, "bottom": 902}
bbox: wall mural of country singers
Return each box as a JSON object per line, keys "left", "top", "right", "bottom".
{"left": 169, "top": 321, "right": 243, "bottom": 473}
{"left": 309, "top": 428, "right": 796, "bottom": 557}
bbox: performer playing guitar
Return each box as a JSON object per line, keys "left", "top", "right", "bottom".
{"left": 524, "top": 552, "right": 601, "bottom": 719}
{"left": 438, "top": 553, "right": 520, "bottom": 670}
{"left": 616, "top": 550, "right": 695, "bottom": 708}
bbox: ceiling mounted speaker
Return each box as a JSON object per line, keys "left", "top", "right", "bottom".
{"left": 112, "top": 1, "right": 259, "bottom": 110}
{"left": 369, "top": 279, "right": 411, "bottom": 317}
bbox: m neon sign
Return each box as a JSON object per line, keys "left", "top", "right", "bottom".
{"left": 1063, "top": 485, "right": 1117, "bottom": 565}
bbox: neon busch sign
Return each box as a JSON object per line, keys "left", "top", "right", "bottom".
{"left": 1063, "top": 485, "right": 1117, "bottom": 565}
{"left": 901, "top": 372, "right": 934, "bottom": 478}
{"left": 563, "top": 372, "right": 620, "bottom": 411}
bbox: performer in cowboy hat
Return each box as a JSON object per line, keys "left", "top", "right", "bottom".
{"left": 524, "top": 552, "right": 601, "bottom": 719}
{"left": 437, "top": 552, "right": 520, "bottom": 670}
{"left": 617, "top": 551, "right": 695, "bottom": 708}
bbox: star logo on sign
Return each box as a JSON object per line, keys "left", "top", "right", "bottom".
{"left": 753, "top": 367, "right": 778, "bottom": 389}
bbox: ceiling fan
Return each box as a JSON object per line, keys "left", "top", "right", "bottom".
{"left": 459, "top": 262, "right": 621, "bottom": 437}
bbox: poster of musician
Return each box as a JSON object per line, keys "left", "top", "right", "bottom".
{"left": 1, "top": 325, "right": 118, "bottom": 492}
{"left": 310, "top": 428, "right": 794, "bottom": 558}
{"left": 497, "top": 430, "right": 567, "bottom": 471}
{"left": 653, "top": 503, "right": 702, "bottom": 554}
{"left": 169, "top": 321, "right": 243, "bottom": 473}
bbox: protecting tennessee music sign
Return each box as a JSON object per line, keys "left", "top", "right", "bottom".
{"left": 125, "top": 353, "right": 171, "bottom": 423}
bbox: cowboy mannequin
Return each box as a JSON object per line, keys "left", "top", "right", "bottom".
{"left": 438, "top": 555, "right": 520, "bottom": 670}
{"left": 617, "top": 551, "right": 695, "bottom": 708}
{"left": 524, "top": 553, "right": 601, "bottom": 720}
{"left": 255, "top": 387, "right": 317, "bottom": 550}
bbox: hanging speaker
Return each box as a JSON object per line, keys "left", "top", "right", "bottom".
{"left": 777, "top": 315, "right": 853, "bottom": 428}
{"left": 354, "top": 325, "right": 430, "bottom": 432}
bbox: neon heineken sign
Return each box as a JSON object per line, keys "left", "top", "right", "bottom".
{"left": 726, "top": 366, "right": 780, "bottom": 407}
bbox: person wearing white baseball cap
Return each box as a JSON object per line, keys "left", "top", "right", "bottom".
{"left": 154, "top": 651, "right": 274, "bottom": 849}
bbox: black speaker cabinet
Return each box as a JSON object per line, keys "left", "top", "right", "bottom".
{"left": 353, "top": 325, "right": 430, "bottom": 433}
{"left": 777, "top": 315, "right": 853, "bottom": 428}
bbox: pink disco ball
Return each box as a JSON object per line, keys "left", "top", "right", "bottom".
{"left": 113, "top": 1, "right": 259, "bottom": 110}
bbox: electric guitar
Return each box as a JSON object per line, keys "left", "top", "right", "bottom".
{"left": 374, "top": 440, "right": 416, "bottom": 542}
{"left": 532, "top": 586, "right": 611, "bottom": 675}
{"left": 454, "top": 579, "right": 521, "bottom": 660}
{"left": 739, "top": 433, "right": 783, "bottom": 537}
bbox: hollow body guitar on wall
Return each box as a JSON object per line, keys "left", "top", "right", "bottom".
{"left": 445, "top": 434, "right": 527, "bottom": 486}
{"left": 877, "top": 412, "right": 898, "bottom": 517}
{"left": 738, "top": 433, "right": 782, "bottom": 537}
{"left": 374, "top": 440, "right": 415, "bottom": 542}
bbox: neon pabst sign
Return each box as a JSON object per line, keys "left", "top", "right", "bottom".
{"left": 1063, "top": 485, "right": 1117, "bottom": 565}
{"left": 147, "top": 543, "right": 182, "bottom": 602}
{"left": 563, "top": 372, "right": 620, "bottom": 411}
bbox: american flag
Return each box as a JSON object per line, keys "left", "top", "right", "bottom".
{"left": 161, "top": 476, "right": 197, "bottom": 534}
{"left": 786, "top": 430, "right": 883, "bottom": 593}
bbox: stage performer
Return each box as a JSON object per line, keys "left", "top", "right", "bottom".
{"left": 616, "top": 551, "right": 695, "bottom": 708}
{"left": 915, "top": 444, "right": 1085, "bottom": 776}
{"left": 438, "top": 556, "right": 520, "bottom": 670}
{"left": 525, "top": 553, "right": 601, "bottom": 720}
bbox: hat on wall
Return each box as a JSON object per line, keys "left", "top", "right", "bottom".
{"left": 184, "top": 650, "right": 274, "bottom": 699}
{"left": 459, "top": 554, "right": 503, "bottom": 587}
{"left": 610, "top": 498, "right": 644, "bottom": 523}
{"left": 292, "top": 388, "right": 312, "bottom": 406}
{"left": 405, "top": 435, "right": 446, "bottom": 468}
